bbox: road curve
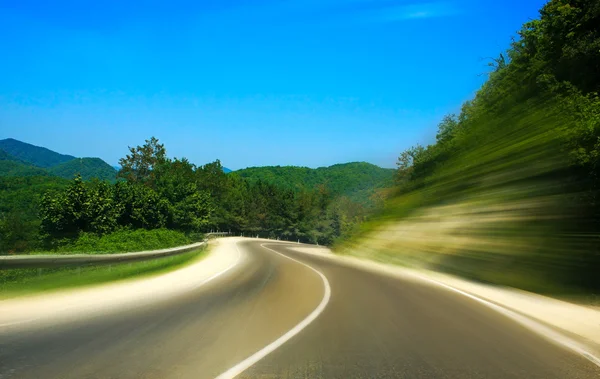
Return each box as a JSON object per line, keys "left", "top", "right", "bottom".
{"left": 1, "top": 239, "right": 598, "bottom": 378}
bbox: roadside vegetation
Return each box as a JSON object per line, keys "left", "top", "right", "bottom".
{"left": 1, "top": 136, "right": 389, "bottom": 255}
{"left": 337, "top": 0, "right": 600, "bottom": 294}
{"left": 236, "top": 162, "right": 394, "bottom": 207}
{"left": 0, "top": 247, "right": 206, "bottom": 299}
{"left": 39, "top": 229, "right": 193, "bottom": 255}
{"left": 3, "top": 0, "right": 595, "bottom": 299}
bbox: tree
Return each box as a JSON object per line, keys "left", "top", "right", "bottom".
{"left": 40, "top": 175, "right": 87, "bottom": 241}
{"left": 436, "top": 114, "right": 460, "bottom": 145}
{"left": 117, "top": 137, "right": 167, "bottom": 187}
{"left": 396, "top": 145, "right": 425, "bottom": 183}
{"left": 86, "top": 180, "right": 120, "bottom": 235}
{"left": 537, "top": 0, "right": 600, "bottom": 94}
{"left": 113, "top": 181, "right": 169, "bottom": 230}
{"left": 169, "top": 189, "right": 212, "bottom": 232}
{"left": 40, "top": 176, "right": 120, "bottom": 242}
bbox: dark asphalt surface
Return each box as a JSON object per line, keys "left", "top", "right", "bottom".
{"left": 1, "top": 239, "right": 598, "bottom": 378}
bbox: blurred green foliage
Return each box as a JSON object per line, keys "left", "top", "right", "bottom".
{"left": 339, "top": 0, "right": 600, "bottom": 294}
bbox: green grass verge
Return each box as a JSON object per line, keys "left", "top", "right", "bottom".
{"left": 0, "top": 247, "right": 207, "bottom": 299}
{"left": 48, "top": 229, "right": 196, "bottom": 255}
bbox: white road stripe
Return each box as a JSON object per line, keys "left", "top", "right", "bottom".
{"left": 0, "top": 245, "right": 242, "bottom": 329}
{"left": 214, "top": 242, "right": 331, "bottom": 379}
{"left": 413, "top": 274, "right": 600, "bottom": 368}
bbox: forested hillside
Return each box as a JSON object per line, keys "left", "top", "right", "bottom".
{"left": 0, "top": 139, "right": 117, "bottom": 181}
{"left": 48, "top": 158, "right": 117, "bottom": 181}
{"left": 0, "top": 149, "right": 50, "bottom": 177}
{"left": 0, "top": 138, "right": 75, "bottom": 168}
{"left": 236, "top": 162, "right": 394, "bottom": 205}
{"left": 0, "top": 176, "right": 68, "bottom": 251}
{"left": 339, "top": 0, "right": 600, "bottom": 294}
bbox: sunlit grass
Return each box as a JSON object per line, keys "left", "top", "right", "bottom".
{"left": 0, "top": 247, "right": 206, "bottom": 299}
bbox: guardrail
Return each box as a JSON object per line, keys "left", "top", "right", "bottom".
{"left": 0, "top": 232, "right": 230, "bottom": 269}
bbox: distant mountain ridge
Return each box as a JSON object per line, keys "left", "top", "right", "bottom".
{"left": 0, "top": 138, "right": 76, "bottom": 168}
{"left": 0, "top": 139, "right": 117, "bottom": 181}
{"left": 0, "top": 148, "right": 51, "bottom": 177}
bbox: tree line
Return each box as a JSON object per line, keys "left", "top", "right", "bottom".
{"left": 0, "top": 137, "right": 370, "bottom": 253}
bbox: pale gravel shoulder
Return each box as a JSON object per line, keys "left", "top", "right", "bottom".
{"left": 285, "top": 243, "right": 600, "bottom": 357}
{"left": 286, "top": 246, "right": 332, "bottom": 256}
{"left": 0, "top": 237, "right": 244, "bottom": 332}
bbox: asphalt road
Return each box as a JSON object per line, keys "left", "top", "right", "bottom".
{"left": 1, "top": 239, "right": 598, "bottom": 378}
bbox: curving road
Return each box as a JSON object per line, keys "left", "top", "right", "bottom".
{"left": 1, "top": 239, "right": 599, "bottom": 378}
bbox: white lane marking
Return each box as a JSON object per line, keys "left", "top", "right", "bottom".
{"left": 411, "top": 274, "right": 600, "bottom": 368}
{"left": 0, "top": 245, "right": 242, "bottom": 329}
{"left": 215, "top": 242, "right": 331, "bottom": 379}
{"left": 251, "top": 244, "right": 600, "bottom": 368}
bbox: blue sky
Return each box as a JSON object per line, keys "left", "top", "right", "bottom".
{"left": 0, "top": 0, "right": 546, "bottom": 169}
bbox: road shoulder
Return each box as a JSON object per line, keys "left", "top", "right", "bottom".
{"left": 283, "top": 242, "right": 600, "bottom": 365}
{"left": 0, "top": 237, "right": 243, "bottom": 332}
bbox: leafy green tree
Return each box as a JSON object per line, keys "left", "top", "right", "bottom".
{"left": 396, "top": 145, "right": 425, "bottom": 183}
{"left": 169, "top": 189, "right": 212, "bottom": 232}
{"left": 113, "top": 182, "right": 169, "bottom": 230}
{"left": 117, "top": 137, "right": 167, "bottom": 186}
{"left": 40, "top": 175, "right": 120, "bottom": 241}
{"left": 86, "top": 180, "right": 120, "bottom": 235}
{"left": 436, "top": 114, "right": 460, "bottom": 145}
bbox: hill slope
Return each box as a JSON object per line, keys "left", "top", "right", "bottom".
{"left": 0, "top": 139, "right": 117, "bottom": 181}
{"left": 235, "top": 162, "right": 394, "bottom": 204}
{"left": 0, "top": 149, "right": 50, "bottom": 177}
{"left": 48, "top": 158, "right": 117, "bottom": 181}
{"left": 0, "top": 138, "right": 75, "bottom": 168}
{"left": 339, "top": 0, "right": 600, "bottom": 293}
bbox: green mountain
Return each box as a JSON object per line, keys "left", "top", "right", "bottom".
{"left": 0, "top": 138, "right": 75, "bottom": 168}
{"left": 0, "top": 149, "right": 50, "bottom": 177}
{"left": 0, "top": 139, "right": 117, "bottom": 181}
{"left": 235, "top": 162, "right": 394, "bottom": 204}
{"left": 0, "top": 149, "right": 23, "bottom": 163}
{"left": 48, "top": 158, "right": 117, "bottom": 181}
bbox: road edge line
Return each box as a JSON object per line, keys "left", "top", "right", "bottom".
{"left": 284, "top": 244, "right": 600, "bottom": 368}
{"left": 214, "top": 242, "right": 331, "bottom": 379}
{"left": 0, "top": 241, "right": 242, "bottom": 329}
{"left": 412, "top": 274, "right": 600, "bottom": 368}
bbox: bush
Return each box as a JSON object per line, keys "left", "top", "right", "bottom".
{"left": 54, "top": 228, "right": 192, "bottom": 254}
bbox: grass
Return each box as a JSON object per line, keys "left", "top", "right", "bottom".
{"left": 0, "top": 246, "right": 207, "bottom": 299}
